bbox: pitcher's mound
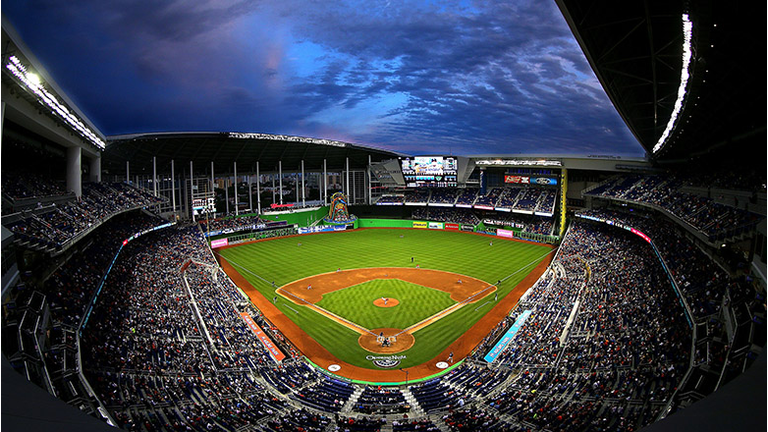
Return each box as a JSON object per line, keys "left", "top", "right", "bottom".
{"left": 373, "top": 298, "right": 399, "bottom": 308}
{"left": 358, "top": 328, "right": 415, "bottom": 354}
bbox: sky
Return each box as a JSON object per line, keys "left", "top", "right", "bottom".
{"left": 3, "top": 0, "right": 646, "bottom": 157}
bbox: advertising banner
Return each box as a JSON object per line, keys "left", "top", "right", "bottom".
{"left": 504, "top": 175, "right": 530, "bottom": 184}
{"left": 298, "top": 225, "right": 347, "bottom": 234}
{"left": 240, "top": 313, "right": 285, "bottom": 362}
{"left": 445, "top": 223, "right": 460, "bottom": 231}
{"left": 428, "top": 222, "right": 444, "bottom": 229}
{"left": 210, "top": 238, "right": 229, "bottom": 248}
{"left": 505, "top": 175, "right": 557, "bottom": 185}
{"left": 496, "top": 228, "right": 515, "bottom": 239}
{"left": 484, "top": 310, "right": 532, "bottom": 363}
{"left": 413, "top": 221, "right": 428, "bottom": 229}
{"left": 533, "top": 177, "right": 558, "bottom": 185}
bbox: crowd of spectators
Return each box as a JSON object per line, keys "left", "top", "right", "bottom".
{"left": 482, "top": 213, "right": 554, "bottom": 235}
{"left": 376, "top": 194, "right": 405, "bottom": 205}
{"left": 585, "top": 174, "right": 760, "bottom": 240}
{"left": 354, "top": 386, "right": 409, "bottom": 414}
{"left": 403, "top": 189, "right": 430, "bottom": 204}
{"left": 479, "top": 220, "right": 692, "bottom": 431}
{"left": 574, "top": 208, "right": 763, "bottom": 397}
{"left": 429, "top": 188, "right": 460, "bottom": 205}
{"left": 455, "top": 189, "right": 479, "bottom": 206}
{"left": 79, "top": 225, "right": 299, "bottom": 431}
{"left": 411, "top": 207, "right": 479, "bottom": 226}
{"left": 1, "top": 170, "right": 68, "bottom": 200}
{"left": 5, "top": 181, "right": 163, "bottom": 251}
{"left": 6, "top": 179, "right": 761, "bottom": 432}
{"left": 198, "top": 214, "right": 266, "bottom": 233}
{"left": 375, "top": 186, "right": 558, "bottom": 218}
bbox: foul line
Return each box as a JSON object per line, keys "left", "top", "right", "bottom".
{"left": 219, "top": 248, "right": 554, "bottom": 341}
{"left": 396, "top": 248, "right": 555, "bottom": 337}
{"left": 217, "top": 253, "right": 376, "bottom": 336}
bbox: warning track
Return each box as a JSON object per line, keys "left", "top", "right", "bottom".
{"left": 217, "top": 251, "right": 554, "bottom": 383}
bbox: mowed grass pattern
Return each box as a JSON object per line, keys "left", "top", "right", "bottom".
{"left": 316, "top": 279, "right": 456, "bottom": 330}
{"left": 218, "top": 228, "right": 551, "bottom": 369}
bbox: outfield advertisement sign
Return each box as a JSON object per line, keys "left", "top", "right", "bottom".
{"left": 496, "top": 228, "right": 515, "bottom": 239}
{"left": 210, "top": 238, "right": 229, "bottom": 248}
{"left": 205, "top": 220, "right": 288, "bottom": 237}
{"left": 240, "top": 313, "right": 285, "bottom": 362}
{"left": 484, "top": 310, "right": 532, "bottom": 363}
{"left": 445, "top": 223, "right": 460, "bottom": 231}
{"left": 298, "top": 225, "right": 347, "bottom": 234}
{"left": 413, "top": 221, "right": 428, "bottom": 229}
{"left": 428, "top": 222, "right": 444, "bottom": 230}
{"left": 504, "top": 175, "right": 558, "bottom": 185}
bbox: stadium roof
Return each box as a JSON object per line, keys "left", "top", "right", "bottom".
{"left": 556, "top": 0, "right": 766, "bottom": 162}
{"left": 103, "top": 132, "right": 404, "bottom": 176}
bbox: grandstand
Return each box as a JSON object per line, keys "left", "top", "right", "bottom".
{"left": 2, "top": 2, "right": 766, "bottom": 432}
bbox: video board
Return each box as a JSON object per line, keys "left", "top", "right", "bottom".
{"left": 400, "top": 156, "right": 458, "bottom": 187}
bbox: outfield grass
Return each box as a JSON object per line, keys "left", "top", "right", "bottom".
{"left": 316, "top": 279, "right": 456, "bottom": 330}
{"left": 218, "top": 228, "right": 551, "bottom": 369}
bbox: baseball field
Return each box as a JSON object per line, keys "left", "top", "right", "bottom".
{"left": 216, "top": 228, "right": 552, "bottom": 381}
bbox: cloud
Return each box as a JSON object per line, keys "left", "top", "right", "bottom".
{"left": 3, "top": 0, "right": 644, "bottom": 156}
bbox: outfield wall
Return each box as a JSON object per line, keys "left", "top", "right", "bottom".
{"left": 357, "top": 218, "right": 417, "bottom": 228}
{"left": 261, "top": 206, "right": 329, "bottom": 227}
{"left": 356, "top": 218, "right": 475, "bottom": 231}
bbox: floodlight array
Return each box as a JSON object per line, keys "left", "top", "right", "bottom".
{"left": 475, "top": 159, "right": 562, "bottom": 167}
{"left": 229, "top": 132, "right": 347, "bottom": 148}
{"left": 5, "top": 55, "right": 106, "bottom": 149}
{"left": 652, "top": 14, "right": 694, "bottom": 154}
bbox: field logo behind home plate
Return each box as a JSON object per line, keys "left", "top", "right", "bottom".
{"left": 367, "top": 355, "right": 406, "bottom": 368}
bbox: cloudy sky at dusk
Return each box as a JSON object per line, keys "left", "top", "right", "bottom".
{"left": 3, "top": 0, "right": 645, "bottom": 157}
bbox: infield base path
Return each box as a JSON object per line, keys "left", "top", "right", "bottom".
{"left": 217, "top": 252, "right": 553, "bottom": 383}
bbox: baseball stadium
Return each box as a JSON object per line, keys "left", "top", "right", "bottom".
{"left": 1, "top": 2, "right": 766, "bottom": 432}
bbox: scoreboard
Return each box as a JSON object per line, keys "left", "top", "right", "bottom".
{"left": 400, "top": 156, "right": 458, "bottom": 187}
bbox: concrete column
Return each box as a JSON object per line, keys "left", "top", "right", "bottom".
{"left": 323, "top": 159, "right": 328, "bottom": 205}
{"left": 66, "top": 146, "right": 82, "bottom": 198}
{"left": 301, "top": 160, "right": 305, "bottom": 207}
{"left": 153, "top": 156, "right": 158, "bottom": 196}
{"left": 224, "top": 178, "right": 230, "bottom": 214}
{"left": 171, "top": 160, "right": 176, "bottom": 219}
{"left": 126, "top": 161, "right": 130, "bottom": 183}
{"left": 190, "top": 161, "right": 195, "bottom": 222}
{"left": 368, "top": 155, "right": 372, "bottom": 205}
{"left": 248, "top": 173, "right": 253, "bottom": 213}
{"left": 233, "top": 161, "right": 239, "bottom": 215}
{"left": 345, "top": 157, "right": 350, "bottom": 199}
{"left": 278, "top": 160, "right": 283, "bottom": 205}
{"left": 210, "top": 161, "right": 215, "bottom": 195}
{"left": 89, "top": 156, "right": 101, "bottom": 183}
{"left": 256, "top": 161, "right": 261, "bottom": 214}
{"left": 271, "top": 172, "right": 276, "bottom": 205}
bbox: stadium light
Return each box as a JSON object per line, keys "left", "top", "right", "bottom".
{"left": 4, "top": 55, "right": 106, "bottom": 150}
{"left": 652, "top": 14, "right": 694, "bottom": 154}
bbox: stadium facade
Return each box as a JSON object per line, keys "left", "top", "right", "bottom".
{"left": 2, "top": 2, "right": 766, "bottom": 432}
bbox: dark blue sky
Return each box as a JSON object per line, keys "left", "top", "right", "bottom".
{"left": 3, "top": 0, "right": 645, "bottom": 157}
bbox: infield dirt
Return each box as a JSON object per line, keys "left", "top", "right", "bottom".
{"left": 217, "top": 245, "right": 553, "bottom": 383}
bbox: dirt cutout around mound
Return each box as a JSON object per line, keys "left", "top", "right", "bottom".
{"left": 217, "top": 241, "right": 554, "bottom": 383}
{"left": 373, "top": 298, "right": 399, "bottom": 308}
{"left": 358, "top": 328, "right": 415, "bottom": 354}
